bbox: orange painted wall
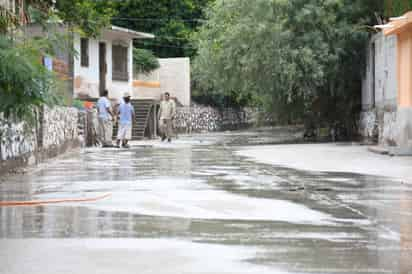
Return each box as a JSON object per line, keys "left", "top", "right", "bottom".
{"left": 397, "top": 28, "right": 412, "bottom": 107}
{"left": 384, "top": 12, "right": 412, "bottom": 107}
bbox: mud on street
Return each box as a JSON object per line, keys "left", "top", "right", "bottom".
{"left": 1, "top": 128, "right": 412, "bottom": 274}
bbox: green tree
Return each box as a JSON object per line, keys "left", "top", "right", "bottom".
{"left": 111, "top": 0, "right": 214, "bottom": 58}
{"left": 385, "top": 0, "right": 412, "bottom": 17}
{"left": 133, "top": 48, "right": 160, "bottom": 75}
{"left": 0, "top": 1, "right": 115, "bottom": 119}
{"left": 53, "top": 0, "right": 116, "bottom": 37}
{"left": 0, "top": 35, "right": 56, "bottom": 118}
{"left": 193, "top": 0, "right": 383, "bottom": 136}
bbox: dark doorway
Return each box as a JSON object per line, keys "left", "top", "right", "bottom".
{"left": 99, "top": 42, "right": 107, "bottom": 96}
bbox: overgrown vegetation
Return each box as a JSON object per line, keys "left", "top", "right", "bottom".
{"left": 1, "top": 0, "right": 388, "bottom": 137}
{"left": 193, "top": 0, "right": 383, "bottom": 138}
{"left": 385, "top": 0, "right": 412, "bottom": 16}
{"left": 0, "top": 0, "right": 114, "bottom": 119}
{"left": 0, "top": 35, "right": 56, "bottom": 119}
{"left": 111, "top": 0, "right": 213, "bottom": 58}
{"left": 133, "top": 48, "right": 160, "bottom": 75}
{"left": 52, "top": 0, "right": 116, "bottom": 37}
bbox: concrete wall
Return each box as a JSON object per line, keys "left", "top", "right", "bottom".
{"left": 73, "top": 33, "right": 134, "bottom": 100}
{"left": 397, "top": 30, "right": 412, "bottom": 107}
{"left": 0, "top": 0, "right": 15, "bottom": 11}
{"left": 361, "top": 32, "right": 412, "bottom": 153}
{"left": 133, "top": 58, "right": 191, "bottom": 106}
{"left": 360, "top": 33, "right": 399, "bottom": 145}
{"left": 0, "top": 107, "right": 80, "bottom": 175}
{"left": 362, "top": 32, "right": 397, "bottom": 111}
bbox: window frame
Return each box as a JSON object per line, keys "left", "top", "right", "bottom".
{"left": 112, "top": 44, "right": 129, "bottom": 82}
{"left": 80, "top": 38, "right": 89, "bottom": 67}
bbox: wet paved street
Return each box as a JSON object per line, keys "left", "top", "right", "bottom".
{"left": 1, "top": 129, "right": 412, "bottom": 274}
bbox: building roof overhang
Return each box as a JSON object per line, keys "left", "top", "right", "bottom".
{"left": 104, "top": 25, "right": 155, "bottom": 39}
{"left": 381, "top": 11, "right": 412, "bottom": 36}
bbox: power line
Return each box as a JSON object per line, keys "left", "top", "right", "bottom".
{"left": 135, "top": 40, "right": 196, "bottom": 49}
{"left": 112, "top": 17, "right": 206, "bottom": 22}
{"left": 154, "top": 35, "right": 191, "bottom": 41}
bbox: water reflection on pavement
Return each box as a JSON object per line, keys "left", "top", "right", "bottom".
{"left": 1, "top": 128, "right": 412, "bottom": 274}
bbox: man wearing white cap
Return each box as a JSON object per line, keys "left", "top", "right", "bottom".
{"left": 116, "top": 92, "right": 135, "bottom": 148}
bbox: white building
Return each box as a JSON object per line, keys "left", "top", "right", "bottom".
{"left": 133, "top": 57, "right": 191, "bottom": 106}
{"left": 25, "top": 23, "right": 191, "bottom": 106}
{"left": 74, "top": 25, "right": 154, "bottom": 100}
{"left": 0, "top": 0, "right": 15, "bottom": 12}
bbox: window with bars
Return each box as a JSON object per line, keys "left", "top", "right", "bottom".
{"left": 80, "top": 38, "right": 89, "bottom": 67}
{"left": 112, "top": 45, "right": 129, "bottom": 81}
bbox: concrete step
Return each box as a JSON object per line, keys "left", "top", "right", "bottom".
{"left": 368, "top": 146, "right": 389, "bottom": 155}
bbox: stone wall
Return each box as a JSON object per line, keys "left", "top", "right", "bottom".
{"left": 359, "top": 111, "right": 378, "bottom": 141}
{"left": 42, "top": 107, "right": 79, "bottom": 149}
{"left": 0, "top": 106, "right": 80, "bottom": 175}
{"left": 174, "top": 105, "right": 262, "bottom": 133}
{"left": 360, "top": 108, "right": 412, "bottom": 153}
{"left": 0, "top": 119, "right": 37, "bottom": 162}
{"left": 360, "top": 109, "right": 398, "bottom": 145}
{"left": 381, "top": 111, "right": 397, "bottom": 146}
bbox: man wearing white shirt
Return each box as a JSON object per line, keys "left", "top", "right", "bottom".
{"left": 96, "top": 90, "right": 114, "bottom": 147}
{"left": 116, "top": 92, "right": 135, "bottom": 148}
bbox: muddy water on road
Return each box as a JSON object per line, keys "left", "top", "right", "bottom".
{"left": 1, "top": 129, "right": 412, "bottom": 274}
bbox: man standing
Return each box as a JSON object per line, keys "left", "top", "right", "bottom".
{"left": 97, "top": 90, "right": 114, "bottom": 147}
{"left": 116, "top": 92, "right": 135, "bottom": 148}
{"left": 158, "top": 92, "right": 176, "bottom": 142}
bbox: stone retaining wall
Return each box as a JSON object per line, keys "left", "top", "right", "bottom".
{"left": 360, "top": 109, "right": 410, "bottom": 149}
{"left": 174, "top": 105, "right": 263, "bottom": 133}
{"left": 0, "top": 118, "right": 37, "bottom": 162}
{"left": 42, "top": 107, "right": 79, "bottom": 149}
{"left": 359, "top": 111, "right": 378, "bottom": 142}
{"left": 0, "top": 106, "right": 80, "bottom": 175}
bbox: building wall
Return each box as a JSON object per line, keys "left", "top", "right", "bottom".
{"left": 361, "top": 32, "right": 412, "bottom": 153}
{"left": 133, "top": 58, "right": 191, "bottom": 106}
{"left": 73, "top": 34, "right": 134, "bottom": 100}
{"left": 0, "top": 0, "right": 15, "bottom": 12}
{"left": 360, "top": 33, "right": 398, "bottom": 145}
{"left": 73, "top": 35, "right": 100, "bottom": 99}
{"left": 398, "top": 30, "right": 412, "bottom": 107}
{"left": 23, "top": 24, "right": 73, "bottom": 104}
{"left": 105, "top": 38, "right": 134, "bottom": 100}
{"left": 362, "top": 32, "right": 397, "bottom": 111}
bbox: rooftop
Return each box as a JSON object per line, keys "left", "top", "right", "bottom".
{"left": 106, "top": 25, "right": 155, "bottom": 39}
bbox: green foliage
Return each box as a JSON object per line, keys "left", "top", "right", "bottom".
{"left": 193, "top": 0, "right": 383, "bottom": 135}
{"left": 385, "top": 0, "right": 412, "bottom": 17}
{"left": 0, "top": 35, "right": 57, "bottom": 119}
{"left": 53, "top": 0, "right": 116, "bottom": 37}
{"left": 0, "top": 6, "right": 17, "bottom": 34}
{"left": 133, "top": 48, "right": 160, "bottom": 75}
{"left": 1, "top": 1, "right": 115, "bottom": 37}
{"left": 111, "top": 0, "right": 213, "bottom": 58}
{"left": 72, "top": 99, "right": 85, "bottom": 109}
{"left": 0, "top": 1, "right": 115, "bottom": 119}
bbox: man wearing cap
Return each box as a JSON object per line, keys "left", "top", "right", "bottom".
{"left": 158, "top": 92, "right": 176, "bottom": 142}
{"left": 116, "top": 92, "right": 135, "bottom": 148}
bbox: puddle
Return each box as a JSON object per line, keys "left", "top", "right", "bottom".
{"left": 1, "top": 128, "right": 412, "bottom": 274}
